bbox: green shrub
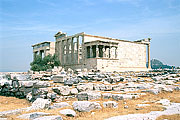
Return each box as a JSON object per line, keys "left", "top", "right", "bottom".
{"left": 30, "top": 54, "right": 60, "bottom": 71}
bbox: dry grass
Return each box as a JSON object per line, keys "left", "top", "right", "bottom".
{"left": 156, "top": 114, "right": 180, "bottom": 120}
{"left": 0, "top": 96, "right": 30, "bottom": 112}
{"left": 0, "top": 91, "right": 180, "bottom": 120}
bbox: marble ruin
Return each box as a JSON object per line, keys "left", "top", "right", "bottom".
{"left": 55, "top": 32, "right": 151, "bottom": 72}
{"left": 32, "top": 41, "right": 55, "bottom": 59}
{"left": 31, "top": 31, "right": 151, "bottom": 72}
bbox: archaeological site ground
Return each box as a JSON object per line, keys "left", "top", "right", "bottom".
{"left": 0, "top": 68, "right": 180, "bottom": 120}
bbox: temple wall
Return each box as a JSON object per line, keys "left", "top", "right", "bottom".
{"left": 117, "top": 41, "right": 147, "bottom": 68}
{"left": 54, "top": 32, "right": 150, "bottom": 72}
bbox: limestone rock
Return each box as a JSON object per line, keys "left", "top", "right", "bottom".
{"left": 0, "top": 118, "right": 8, "bottom": 120}
{"left": 17, "top": 112, "right": 50, "bottom": 120}
{"left": 156, "top": 99, "right": 171, "bottom": 106}
{"left": 146, "top": 89, "right": 160, "bottom": 95}
{"left": 77, "top": 91, "right": 101, "bottom": 101}
{"left": 52, "top": 86, "right": 70, "bottom": 96}
{"left": 70, "top": 88, "right": 78, "bottom": 95}
{"left": 136, "top": 104, "right": 150, "bottom": 107}
{"left": 33, "top": 115, "right": 63, "bottom": 120}
{"left": 18, "top": 81, "right": 36, "bottom": 88}
{"left": 73, "top": 101, "right": 102, "bottom": 112}
{"left": 112, "top": 94, "right": 139, "bottom": 101}
{"left": 31, "top": 98, "right": 51, "bottom": 110}
{"left": 103, "top": 101, "right": 118, "bottom": 108}
{"left": 34, "top": 81, "right": 50, "bottom": 88}
{"left": 59, "top": 109, "right": 76, "bottom": 117}
{"left": 53, "top": 74, "right": 67, "bottom": 83}
{"left": 0, "top": 108, "right": 25, "bottom": 117}
{"left": 47, "top": 92, "right": 57, "bottom": 101}
{"left": 76, "top": 83, "right": 93, "bottom": 92}
{"left": 102, "top": 93, "right": 112, "bottom": 99}
{"left": 51, "top": 102, "right": 70, "bottom": 109}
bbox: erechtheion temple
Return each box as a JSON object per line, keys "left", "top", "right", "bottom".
{"left": 32, "top": 41, "right": 55, "bottom": 59}
{"left": 54, "top": 32, "right": 151, "bottom": 72}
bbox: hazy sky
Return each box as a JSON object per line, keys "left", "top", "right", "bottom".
{"left": 0, "top": 0, "right": 180, "bottom": 71}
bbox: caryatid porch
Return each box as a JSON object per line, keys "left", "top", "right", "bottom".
{"left": 84, "top": 40, "right": 119, "bottom": 59}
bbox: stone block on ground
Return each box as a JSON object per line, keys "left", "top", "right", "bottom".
{"left": 52, "top": 86, "right": 70, "bottom": 96}
{"left": 102, "top": 93, "right": 112, "bottom": 99}
{"left": 136, "top": 104, "right": 150, "bottom": 107}
{"left": 70, "top": 88, "right": 78, "bottom": 95}
{"left": 53, "top": 75, "right": 67, "bottom": 83}
{"left": 73, "top": 101, "right": 102, "bottom": 112}
{"left": 0, "top": 108, "right": 26, "bottom": 117}
{"left": 147, "top": 89, "right": 160, "bottom": 95}
{"left": 112, "top": 94, "right": 139, "bottom": 101}
{"left": 103, "top": 101, "right": 118, "bottom": 108}
{"left": 30, "top": 98, "right": 51, "bottom": 110}
{"left": 33, "top": 115, "right": 63, "bottom": 120}
{"left": 76, "top": 83, "right": 93, "bottom": 92}
{"left": 50, "top": 102, "right": 70, "bottom": 109}
{"left": 33, "top": 81, "right": 50, "bottom": 88}
{"left": 17, "top": 112, "right": 50, "bottom": 120}
{"left": 77, "top": 91, "right": 101, "bottom": 101}
{"left": 156, "top": 99, "right": 171, "bottom": 106}
{"left": 59, "top": 109, "right": 76, "bottom": 117}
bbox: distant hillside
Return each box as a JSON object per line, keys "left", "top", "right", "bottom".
{"left": 147, "top": 59, "right": 173, "bottom": 69}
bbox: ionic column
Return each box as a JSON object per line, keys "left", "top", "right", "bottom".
{"left": 106, "top": 48, "right": 109, "bottom": 58}
{"left": 59, "top": 41, "right": 62, "bottom": 64}
{"left": 82, "top": 35, "right": 85, "bottom": 64}
{"left": 90, "top": 46, "right": 92, "bottom": 58}
{"left": 77, "top": 36, "right": 79, "bottom": 64}
{"left": 96, "top": 45, "right": 99, "bottom": 58}
{"left": 109, "top": 46, "right": 111, "bottom": 58}
{"left": 61, "top": 40, "right": 64, "bottom": 65}
{"left": 71, "top": 37, "right": 74, "bottom": 64}
{"left": 102, "top": 46, "right": 105, "bottom": 58}
{"left": 115, "top": 47, "right": 118, "bottom": 58}
{"left": 66, "top": 39, "right": 69, "bottom": 65}
{"left": 148, "top": 44, "right": 151, "bottom": 69}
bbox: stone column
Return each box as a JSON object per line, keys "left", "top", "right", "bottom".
{"left": 96, "top": 45, "right": 99, "bottom": 58}
{"left": 71, "top": 37, "right": 74, "bottom": 65}
{"left": 82, "top": 35, "right": 85, "bottom": 64}
{"left": 106, "top": 47, "right": 109, "bottom": 58}
{"left": 77, "top": 36, "right": 79, "bottom": 64}
{"left": 59, "top": 41, "right": 62, "bottom": 64}
{"left": 90, "top": 46, "right": 92, "bottom": 58}
{"left": 55, "top": 41, "right": 59, "bottom": 58}
{"left": 109, "top": 46, "right": 111, "bottom": 58}
{"left": 66, "top": 39, "right": 69, "bottom": 65}
{"left": 148, "top": 44, "right": 151, "bottom": 69}
{"left": 61, "top": 40, "right": 64, "bottom": 65}
{"left": 115, "top": 47, "right": 117, "bottom": 58}
{"left": 102, "top": 45, "right": 105, "bottom": 58}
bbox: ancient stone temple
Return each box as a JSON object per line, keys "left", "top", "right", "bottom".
{"left": 32, "top": 41, "right": 55, "bottom": 59}
{"left": 55, "top": 32, "right": 151, "bottom": 72}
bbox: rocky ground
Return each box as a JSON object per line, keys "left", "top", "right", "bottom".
{"left": 0, "top": 68, "right": 180, "bottom": 120}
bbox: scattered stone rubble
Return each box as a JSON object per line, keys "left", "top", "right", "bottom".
{"left": 105, "top": 102, "right": 180, "bottom": 120}
{"left": 0, "top": 69, "right": 180, "bottom": 119}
